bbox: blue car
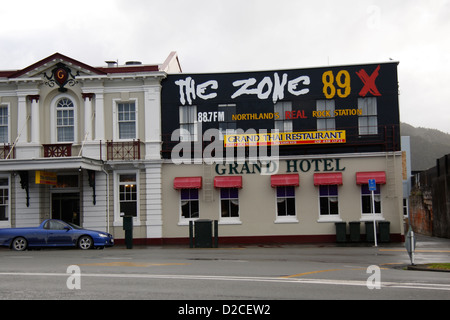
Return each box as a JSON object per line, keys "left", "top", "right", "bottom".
{"left": 0, "top": 219, "right": 114, "bottom": 251}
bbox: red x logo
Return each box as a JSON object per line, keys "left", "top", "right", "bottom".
{"left": 356, "top": 65, "right": 381, "bottom": 97}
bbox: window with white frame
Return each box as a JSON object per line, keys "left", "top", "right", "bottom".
{"left": 180, "top": 189, "right": 199, "bottom": 219}
{"left": 276, "top": 186, "right": 296, "bottom": 217}
{"left": 316, "top": 100, "right": 335, "bottom": 131}
{"left": 220, "top": 188, "right": 239, "bottom": 219}
{"left": 0, "top": 105, "right": 8, "bottom": 143}
{"left": 361, "top": 184, "right": 381, "bottom": 215}
{"left": 56, "top": 98, "right": 75, "bottom": 142}
{"left": 0, "top": 178, "right": 9, "bottom": 222}
{"left": 118, "top": 173, "right": 137, "bottom": 217}
{"left": 319, "top": 185, "right": 339, "bottom": 216}
{"left": 118, "top": 102, "right": 136, "bottom": 139}
{"left": 358, "top": 97, "right": 378, "bottom": 135}
{"left": 403, "top": 198, "right": 409, "bottom": 217}
{"left": 179, "top": 105, "right": 198, "bottom": 141}
{"left": 274, "top": 101, "right": 293, "bottom": 132}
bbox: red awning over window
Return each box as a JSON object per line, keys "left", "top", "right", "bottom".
{"left": 214, "top": 176, "right": 243, "bottom": 188}
{"left": 173, "top": 177, "right": 202, "bottom": 189}
{"left": 356, "top": 171, "right": 386, "bottom": 185}
{"left": 271, "top": 174, "right": 299, "bottom": 187}
{"left": 314, "top": 173, "right": 343, "bottom": 186}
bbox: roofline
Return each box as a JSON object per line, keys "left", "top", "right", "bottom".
{"left": 160, "top": 51, "right": 182, "bottom": 73}
{"left": 1, "top": 52, "right": 167, "bottom": 79}
{"left": 7, "top": 52, "right": 108, "bottom": 78}
{"left": 173, "top": 60, "right": 399, "bottom": 76}
{"left": 98, "top": 65, "right": 159, "bottom": 73}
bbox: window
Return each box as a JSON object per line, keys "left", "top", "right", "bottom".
{"left": 319, "top": 185, "right": 339, "bottom": 216}
{"left": 119, "top": 174, "right": 137, "bottom": 217}
{"left": 403, "top": 198, "right": 409, "bottom": 217}
{"left": 218, "top": 104, "right": 236, "bottom": 139}
{"left": 53, "top": 175, "right": 79, "bottom": 189}
{"left": 358, "top": 97, "right": 378, "bottom": 135}
{"left": 118, "top": 102, "right": 136, "bottom": 139}
{"left": 56, "top": 98, "right": 75, "bottom": 142}
{"left": 274, "top": 101, "right": 293, "bottom": 132}
{"left": 220, "top": 188, "right": 239, "bottom": 219}
{"left": 180, "top": 189, "right": 199, "bottom": 219}
{"left": 43, "top": 220, "right": 68, "bottom": 230}
{"left": 316, "top": 100, "right": 335, "bottom": 131}
{"left": 0, "top": 178, "right": 8, "bottom": 222}
{"left": 179, "top": 105, "right": 197, "bottom": 141}
{"left": 276, "top": 186, "right": 296, "bottom": 217}
{"left": 0, "top": 106, "right": 8, "bottom": 143}
{"left": 361, "top": 184, "right": 381, "bottom": 215}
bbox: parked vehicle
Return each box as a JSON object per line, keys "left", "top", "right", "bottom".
{"left": 0, "top": 219, "right": 114, "bottom": 251}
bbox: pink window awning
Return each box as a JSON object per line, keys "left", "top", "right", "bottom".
{"left": 214, "top": 176, "right": 243, "bottom": 188}
{"left": 314, "top": 173, "right": 343, "bottom": 186}
{"left": 271, "top": 174, "right": 299, "bottom": 187}
{"left": 356, "top": 171, "right": 386, "bottom": 185}
{"left": 173, "top": 177, "right": 202, "bottom": 189}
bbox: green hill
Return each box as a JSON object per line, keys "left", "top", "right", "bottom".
{"left": 401, "top": 123, "right": 450, "bottom": 171}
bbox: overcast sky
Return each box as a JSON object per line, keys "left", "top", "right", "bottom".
{"left": 1, "top": 0, "right": 449, "bottom": 133}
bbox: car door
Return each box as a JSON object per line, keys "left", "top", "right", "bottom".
{"left": 45, "top": 220, "right": 74, "bottom": 246}
{"left": 26, "top": 228, "right": 48, "bottom": 246}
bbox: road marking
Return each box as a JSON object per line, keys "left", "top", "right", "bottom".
{"left": 282, "top": 266, "right": 390, "bottom": 279}
{"left": 1, "top": 272, "right": 449, "bottom": 291}
{"left": 380, "top": 249, "right": 450, "bottom": 253}
{"left": 78, "top": 262, "right": 190, "bottom": 267}
{"left": 281, "top": 269, "right": 342, "bottom": 278}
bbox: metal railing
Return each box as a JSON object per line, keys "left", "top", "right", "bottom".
{"left": 106, "top": 139, "right": 142, "bottom": 160}
{"left": 0, "top": 144, "right": 14, "bottom": 159}
{"left": 43, "top": 143, "right": 72, "bottom": 157}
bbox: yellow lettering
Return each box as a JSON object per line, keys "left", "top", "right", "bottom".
{"left": 57, "top": 70, "right": 65, "bottom": 80}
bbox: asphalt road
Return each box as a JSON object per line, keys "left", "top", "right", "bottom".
{"left": 0, "top": 234, "right": 449, "bottom": 304}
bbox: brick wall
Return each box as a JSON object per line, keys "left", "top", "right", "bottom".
{"left": 409, "top": 155, "right": 450, "bottom": 239}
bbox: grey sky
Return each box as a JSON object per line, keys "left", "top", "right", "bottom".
{"left": 1, "top": 0, "right": 449, "bottom": 132}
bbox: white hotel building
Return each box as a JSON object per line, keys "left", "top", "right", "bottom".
{"left": 0, "top": 52, "right": 181, "bottom": 243}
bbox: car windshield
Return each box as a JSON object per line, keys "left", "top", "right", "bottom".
{"left": 65, "top": 222, "right": 83, "bottom": 230}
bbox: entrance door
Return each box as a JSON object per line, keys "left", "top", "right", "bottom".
{"left": 52, "top": 193, "right": 80, "bottom": 225}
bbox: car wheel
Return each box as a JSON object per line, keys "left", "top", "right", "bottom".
{"left": 12, "top": 237, "right": 27, "bottom": 251}
{"left": 78, "top": 236, "right": 93, "bottom": 250}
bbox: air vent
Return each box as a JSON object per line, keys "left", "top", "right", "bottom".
{"left": 125, "top": 61, "right": 142, "bottom": 66}
{"left": 105, "top": 60, "right": 118, "bottom": 67}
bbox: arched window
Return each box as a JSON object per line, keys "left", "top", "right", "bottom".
{"left": 56, "top": 98, "right": 75, "bottom": 142}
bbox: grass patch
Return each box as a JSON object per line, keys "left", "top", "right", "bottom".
{"left": 427, "top": 263, "right": 450, "bottom": 270}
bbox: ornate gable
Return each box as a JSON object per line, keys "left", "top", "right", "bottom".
{"left": 1, "top": 52, "right": 106, "bottom": 92}
{"left": 8, "top": 52, "right": 106, "bottom": 79}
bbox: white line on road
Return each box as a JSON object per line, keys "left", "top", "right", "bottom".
{"left": 1, "top": 272, "right": 450, "bottom": 291}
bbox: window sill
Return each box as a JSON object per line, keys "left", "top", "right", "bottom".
{"left": 275, "top": 217, "right": 299, "bottom": 224}
{"left": 359, "top": 215, "right": 385, "bottom": 222}
{"left": 177, "top": 219, "right": 198, "bottom": 226}
{"left": 317, "top": 215, "right": 342, "bottom": 223}
{"left": 219, "top": 218, "right": 242, "bottom": 225}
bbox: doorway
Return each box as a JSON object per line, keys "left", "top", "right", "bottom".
{"left": 52, "top": 193, "right": 80, "bottom": 225}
